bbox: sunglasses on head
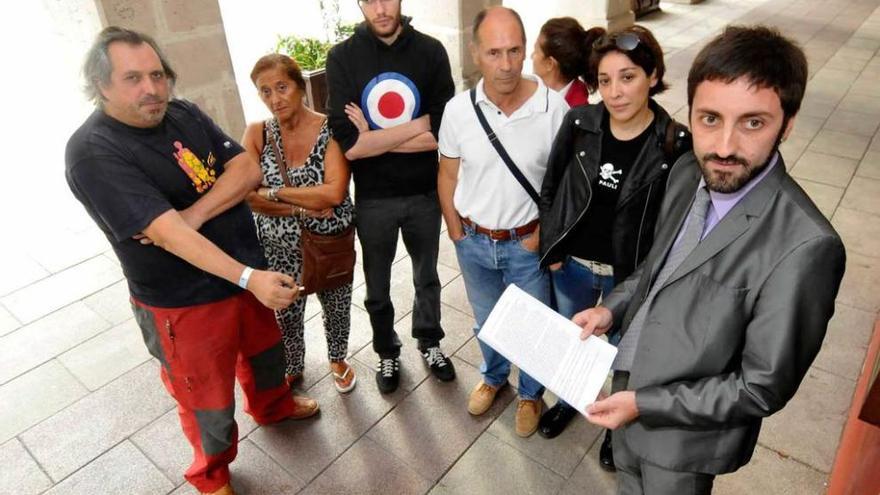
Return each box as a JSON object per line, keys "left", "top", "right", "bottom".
{"left": 594, "top": 32, "right": 641, "bottom": 51}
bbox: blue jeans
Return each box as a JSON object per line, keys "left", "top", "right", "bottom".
{"left": 551, "top": 256, "right": 615, "bottom": 409}
{"left": 454, "top": 224, "right": 549, "bottom": 400}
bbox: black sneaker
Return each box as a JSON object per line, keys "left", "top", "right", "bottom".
{"left": 421, "top": 346, "right": 456, "bottom": 381}
{"left": 376, "top": 357, "right": 400, "bottom": 394}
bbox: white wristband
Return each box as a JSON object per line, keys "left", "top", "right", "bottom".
{"left": 238, "top": 267, "right": 254, "bottom": 289}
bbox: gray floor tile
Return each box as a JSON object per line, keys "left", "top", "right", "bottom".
{"left": 808, "top": 130, "right": 871, "bottom": 160}
{"left": 840, "top": 176, "right": 880, "bottom": 214}
{"left": 822, "top": 108, "right": 880, "bottom": 137}
{"left": 0, "top": 255, "right": 123, "bottom": 324}
{"left": 0, "top": 438, "right": 52, "bottom": 495}
{"left": 0, "top": 302, "right": 110, "bottom": 385}
{"left": 0, "top": 304, "right": 20, "bottom": 337}
{"left": 366, "top": 357, "right": 515, "bottom": 482}
{"left": 714, "top": 444, "right": 828, "bottom": 495}
{"left": 558, "top": 438, "right": 617, "bottom": 495}
{"left": 437, "top": 233, "right": 460, "bottom": 271}
{"left": 836, "top": 251, "right": 880, "bottom": 312}
{"left": 0, "top": 254, "right": 47, "bottom": 300}
{"left": 812, "top": 303, "right": 875, "bottom": 380}
{"left": 791, "top": 150, "right": 858, "bottom": 188}
{"left": 130, "top": 407, "right": 192, "bottom": 485}
{"left": 778, "top": 135, "right": 812, "bottom": 165}
{"left": 759, "top": 366, "right": 856, "bottom": 472}
{"left": 856, "top": 150, "right": 880, "bottom": 179}
{"left": 20, "top": 361, "right": 175, "bottom": 481}
{"left": 57, "top": 319, "right": 151, "bottom": 390}
{"left": 793, "top": 178, "right": 843, "bottom": 218}
{"left": 132, "top": 383, "right": 261, "bottom": 485}
{"left": 0, "top": 360, "right": 88, "bottom": 444}
{"left": 797, "top": 98, "right": 837, "bottom": 120}
{"left": 43, "top": 441, "right": 173, "bottom": 495}
{"left": 432, "top": 433, "right": 565, "bottom": 495}
{"left": 27, "top": 227, "right": 110, "bottom": 274}
{"left": 832, "top": 207, "right": 880, "bottom": 258}
{"left": 789, "top": 115, "right": 827, "bottom": 142}
{"left": 440, "top": 275, "right": 473, "bottom": 317}
{"left": 300, "top": 436, "right": 432, "bottom": 495}
{"left": 487, "top": 391, "right": 603, "bottom": 478}
{"left": 81, "top": 280, "right": 133, "bottom": 326}
{"left": 836, "top": 93, "right": 880, "bottom": 116}
{"left": 249, "top": 359, "right": 406, "bottom": 482}
{"left": 454, "top": 335, "right": 484, "bottom": 370}
{"left": 168, "top": 440, "right": 307, "bottom": 495}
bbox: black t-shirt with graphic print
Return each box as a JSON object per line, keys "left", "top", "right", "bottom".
{"left": 65, "top": 99, "right": 266, "bottom": 308}
{"left": 566, "top": 114, "right": 653, "bottom": 265}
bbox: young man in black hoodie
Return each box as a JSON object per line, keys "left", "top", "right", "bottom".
{"left": 326, "top": 0, "right": 456, "bottom": 393}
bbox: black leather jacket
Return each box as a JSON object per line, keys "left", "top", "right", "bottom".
{"left": 538, "top": 100, "right": 692, "bottom": 280}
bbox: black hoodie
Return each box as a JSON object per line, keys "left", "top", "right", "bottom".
{"left": 326, "top": 16, "right": 454, "bottom": 200}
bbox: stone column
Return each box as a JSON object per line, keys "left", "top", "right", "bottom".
{"left": 406, "top": 0, "right": 500, "bottom": 90}
{"left": 92, "top": 0, "right": 245, "bottom": 139}
{"left": 503, "top": 0, "right": 634, "bottom": 52}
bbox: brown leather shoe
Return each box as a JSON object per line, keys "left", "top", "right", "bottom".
{"left": 468, "top": 381, "right": 502, "bottom": 416}
{"left": 515, "top": 399, "right": 543, "bottom": 437}
{"left": 202, "top": 482, "right": 235, "bottom": 495}
{"left": 289, "top": 394, "right": 320, "bottom": 419}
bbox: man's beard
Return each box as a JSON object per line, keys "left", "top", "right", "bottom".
{"left": 369, "top": 13, "right": 401, "bottom": 38}
{"left": 698, "top": 127, "right": 785, "bottom": 193}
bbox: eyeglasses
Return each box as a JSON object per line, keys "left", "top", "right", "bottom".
{"left": 357, "top": 0, "right": 396, "bottom": 7}
{"left": 593, "top": 32, "right": 641, "bottom": 51}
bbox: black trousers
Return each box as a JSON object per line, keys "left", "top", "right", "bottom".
{"left": 355, "top": 192, "right": 444, "bottom": 358}
{"left": 611, "top": 371, "right": 715, "bottom": 495}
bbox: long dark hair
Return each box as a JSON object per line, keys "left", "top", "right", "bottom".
{"left": 589, "top": 25, "right": 668, "bottom": 96}
{"left": 538, "top": 17, "right": 604, "bottom": 91}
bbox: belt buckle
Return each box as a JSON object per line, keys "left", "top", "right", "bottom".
{"left": 488, "top": 229, "right": 506, "bottom": 241}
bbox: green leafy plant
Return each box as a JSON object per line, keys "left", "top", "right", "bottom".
{"left": 275, "top": 22, "right": 358, "bottom": 72}
{"left": 275, "top": 35, "right": 333, "bottom": 72}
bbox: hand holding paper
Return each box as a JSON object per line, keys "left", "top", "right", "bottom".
{"left": 477, "top": 285, "right": 617, "bottom": 415}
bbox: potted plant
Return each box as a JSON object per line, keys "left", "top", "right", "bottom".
{"left": 275, "top": 20, "right": 357, "bottom": 114}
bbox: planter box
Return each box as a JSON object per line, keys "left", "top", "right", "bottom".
{"left": 631, "top": 0, "right": 661, "bottom": 17}
{"left": 303, "top": 68, "right": 329, "bottom": 115}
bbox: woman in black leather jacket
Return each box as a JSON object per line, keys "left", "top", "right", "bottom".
{"left": 536, "top": 25, "right": 692, "bottom": 466}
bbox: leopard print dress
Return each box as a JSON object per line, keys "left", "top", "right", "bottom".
{"left": 253, "top": 118, "right": 354, "bottom": 377}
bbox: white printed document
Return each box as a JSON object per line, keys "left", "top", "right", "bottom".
{"left": 478, "top": 284, "right": 617, "bottom": 415}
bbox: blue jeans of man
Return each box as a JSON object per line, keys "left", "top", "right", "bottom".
{"left": 453, "top": 224, "right": 549, "bottom": 400}
{"left": 551, "top": 256, "right": 615, "bottom": 409}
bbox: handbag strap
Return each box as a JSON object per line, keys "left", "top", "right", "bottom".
{"left": 266, "top": 121, "right": 292, "bottom": 187}
{"left": 470, "top": 88, "right": 540, "bottom": 204}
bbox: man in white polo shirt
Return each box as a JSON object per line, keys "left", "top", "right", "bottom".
{"left": 437, "top": 5, "right": 568, "bottom": 437}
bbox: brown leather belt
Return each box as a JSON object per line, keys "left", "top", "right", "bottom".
{"left": 460, "top": 217, "right": 539, "bottom": 241}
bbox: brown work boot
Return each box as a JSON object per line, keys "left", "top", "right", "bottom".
{"left": 468, "top": 381, "right": 502, "bottom": 416}
{"left": 289, "top": 394, "right": 320, "bottom": 419}
{"left": 515, "top": 399, "right": 543, "bottom": 437}
{"left": 202, "top": 482, "right": 235, "bottom": 495}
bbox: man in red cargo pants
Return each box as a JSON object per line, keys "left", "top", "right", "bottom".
{"left": 65, "top": 26, "right": 318, "bottom": 495}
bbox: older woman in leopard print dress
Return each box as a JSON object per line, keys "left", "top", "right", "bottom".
{"left": 242, "top": 54, "right": 356, "bottom": 393}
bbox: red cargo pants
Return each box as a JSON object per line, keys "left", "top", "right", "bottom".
{"left": 132, "top": 290, "right": 298, "bottom": 493}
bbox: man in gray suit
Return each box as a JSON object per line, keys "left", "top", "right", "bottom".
{"left": 574, "top": 26, "right": 846, "bottom": 494}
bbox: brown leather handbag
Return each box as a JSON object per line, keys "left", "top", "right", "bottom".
{"left": 268, "top": 124, "right": 356, "bottom": 296}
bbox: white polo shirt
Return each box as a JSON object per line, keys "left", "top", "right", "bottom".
{"left": 438, "top": 75, "right": 567, "bottom": 230}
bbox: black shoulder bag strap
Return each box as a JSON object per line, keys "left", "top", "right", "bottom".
{"left": 470, "top": 88, "right": 540, "bottom": 204}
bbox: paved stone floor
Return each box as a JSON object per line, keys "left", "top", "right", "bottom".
{"left": 2, "top": 0, "right": 880, "bottom": 493}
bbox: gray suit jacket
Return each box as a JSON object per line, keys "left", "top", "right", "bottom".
{"left": 603, "top": 152, "right": 846, "bottom": 474}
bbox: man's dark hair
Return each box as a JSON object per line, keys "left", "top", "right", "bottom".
{"left": 472, "top": 7, "right": 527, "bottom": 46}
{"left": 589, "top": 25, "right": 667, "bottom": 96}
{"left": 688, "top": 25, "right": 807, "bottom": 121}
{"left": 83, "top": 26, "right": 177, "bottom": 106}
